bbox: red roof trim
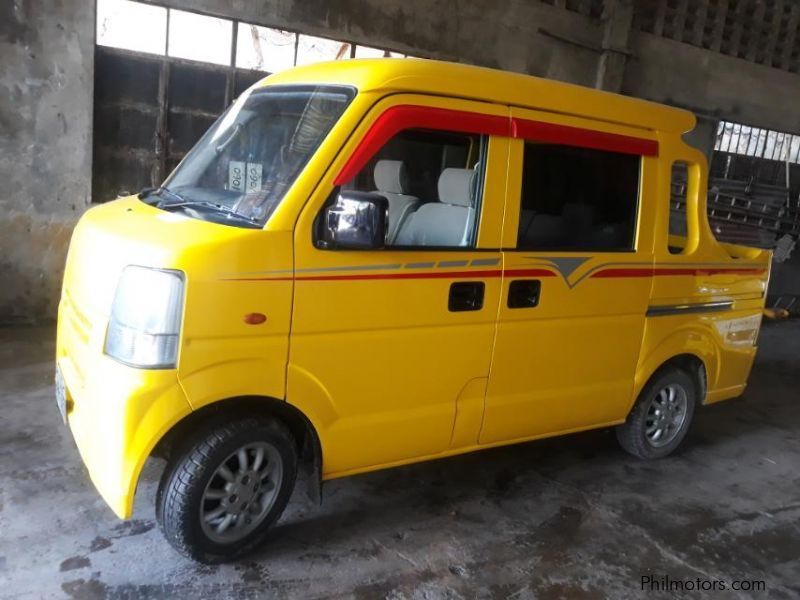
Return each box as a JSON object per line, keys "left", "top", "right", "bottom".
{"left": 334, "top": 105, "right": 511, "bottom": 185}
{"left": 511, "top": 118, "right": 659, "bottom": 157}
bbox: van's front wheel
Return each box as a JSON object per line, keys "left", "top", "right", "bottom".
{"left": 616, "top": 367, "right": 696, "bottom": 459}
{"left": 157, "top": 416, "right": 297, "bottom": 563}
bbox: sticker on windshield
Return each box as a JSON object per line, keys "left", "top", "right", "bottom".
{"left": 228, "top": 161, "right": 245, "bottom": 192}
{"left": 246, "top": 163, "right": 263, "bottom": 192}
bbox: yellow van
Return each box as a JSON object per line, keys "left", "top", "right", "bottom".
{"left": 56, "top": 59, "right": 770, "bottom": 562}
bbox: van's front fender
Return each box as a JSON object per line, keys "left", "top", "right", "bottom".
{"left": 178, "top": 353, "right": 288, "bottom": 412}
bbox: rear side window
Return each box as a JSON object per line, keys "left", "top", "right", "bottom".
{"left": 516, "top": 142, "right": 640, "bottom": 251}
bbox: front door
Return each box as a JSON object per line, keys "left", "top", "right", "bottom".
{"left": 289, "top": 95, "right": 510, "bottom": 475}
{"left": 480, "top": 108, "right": 658, "bottom": 444}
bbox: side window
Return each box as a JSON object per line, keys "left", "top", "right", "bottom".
{"left": 668, "top": 161, "right": 688, "bottom": 254}
{"left": 345, "top": 128, "right": 486, "bottom": 248}
{"left": 516, "top": 142, "right": 640, "bottom": 251}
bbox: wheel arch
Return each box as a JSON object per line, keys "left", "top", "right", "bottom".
{"left": 151, "top": 396, "right": 323, "bottom": 503}
{"left": 632, "top": 348, "right": 710, "bottom": 416}
{"left": 652, "top": 353, "right": 707, "bottom": 403}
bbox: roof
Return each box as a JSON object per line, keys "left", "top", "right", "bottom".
{"left": 259, "top": 58, "right": 696, "bottom": 135}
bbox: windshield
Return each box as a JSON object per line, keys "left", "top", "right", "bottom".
{"left": 155, "top": 84, "right": 355, "bottom": 227}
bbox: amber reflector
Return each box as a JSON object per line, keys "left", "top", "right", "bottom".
{"left": 243, "top": 312, "right": 267, "bottom": 325}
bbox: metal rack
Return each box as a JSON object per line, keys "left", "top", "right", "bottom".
{"left": 670, "top": 177, "right": 800, "bottom": 249}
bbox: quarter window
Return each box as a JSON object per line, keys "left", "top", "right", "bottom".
{"left": 345, "top": 128, "right": 486, "bottom": 248}
{"left": 516, "top": 142, "right": 640, "bottom": 251}
{"left": 669, "top": 161, "right": 689, "bottom": 254}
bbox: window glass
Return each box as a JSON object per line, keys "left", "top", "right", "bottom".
{"left": 296, "top": 34, "right": 350, "bottom": 65}
{"left": 96, "top": 0, "right": 167, "bottom": 56}
{"left": 354, "top": 45, "right": 388, "bottom": 58}
{"left": 669, "top": 162, "right": 689, "bottom": 254}
{"left": 516, "top": 142, "right": 640, "bottom": 251}
{"left": 161, "top": 85, "right": 354, "bottom": 227}
{"left": 236, "top": 23, "right": 296, "bottom": 72}
{"left": 168, "top": 10, "right": 233, "bottom": 66}
{"left": 346, "top": 129, "right": 485, "bottom": 247}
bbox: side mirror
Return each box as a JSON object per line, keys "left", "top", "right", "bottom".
{"left": 317, "top": 191, "right": 388, "bottom": 250}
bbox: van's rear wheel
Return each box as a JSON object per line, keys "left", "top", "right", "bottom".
{"left": 616, "top": 367, "right": 696, "bottom": 459}
{"left": 157, "top": 416, "right": 297, "bottom": 563}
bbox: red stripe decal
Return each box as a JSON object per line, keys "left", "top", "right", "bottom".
{"left": 591, "top": 267, "right": 767, "bottom": 279}
{"left": 503, "top": 268, "right": 558, "bottom": 278}
{"left": 225, "top": 266, "right": 765, "bottom": 283}
{"left": 689, "top": 268, "right": 767, "bottom": 276}
{"left": 296, "top": 268, "right": 505, "bottom": 281}
{"left": 225, "top": 268, "right": 556, "bottom": 282}
{"left": 334, "top": 105, "right": 511, "bottom": 185}
{"left": 590, "top": 267, "right": 654, "bottom": 278}
{"left": 511, "top": 118, "right": 659, "bottom": 157}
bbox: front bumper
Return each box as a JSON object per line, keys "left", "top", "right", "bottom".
{"left": 58, "top": 351, "right": 192, "bottom": 518}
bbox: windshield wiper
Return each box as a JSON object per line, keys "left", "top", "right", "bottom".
{"left": 150, "top": 186, "right": 188, "bottom": 206}
{"left": 137, "top": 187, "right": 159, "bottom": 204}
{"left": 157, "top": 189, "right": 259, "bottom": 226}
{"left": 138, "top": 186, "right": 259, "bottom": 226}
{"left": 137, "top": 186, "right": 185, "bottom": 206}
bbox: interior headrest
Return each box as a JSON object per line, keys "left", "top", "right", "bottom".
{"left": 438, "top": 168, "right": 475, "bottom": 207}
{"left": 374, "top": 160, "right": 408, "bottom": 194}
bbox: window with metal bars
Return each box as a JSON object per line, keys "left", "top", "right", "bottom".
{"left": 715, "top": 121, "right": 800, "bottom": 164}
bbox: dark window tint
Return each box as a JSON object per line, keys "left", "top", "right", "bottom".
{"left": 516, "top": 142, "right": 640, "bottom": 251}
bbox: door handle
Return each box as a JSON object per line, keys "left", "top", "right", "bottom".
{"left": 508, "top": 279, "right": 541, "bottom": 308}
{"left": 449, "top": 281, "right": 485, "bottom": 312}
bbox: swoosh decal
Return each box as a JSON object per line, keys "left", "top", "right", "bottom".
{"left": 221, "top": 262, "right": 766, "bottom": 284}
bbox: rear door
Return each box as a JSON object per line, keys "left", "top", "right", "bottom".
{"left": 288, "top": 95, "right": 510, "bottom": 475}
{"left": 480, "top": 107, "right": 659, "bottom": 444}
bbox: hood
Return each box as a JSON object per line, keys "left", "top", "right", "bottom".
{"left": 62, "top": 196, "right": 262, "bottom": 320}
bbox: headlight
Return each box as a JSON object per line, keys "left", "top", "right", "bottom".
{"left": 104, "top": 266, "right": 185, "bottom": 368}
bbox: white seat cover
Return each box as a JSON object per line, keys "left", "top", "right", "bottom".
{"left": 372, "top": 160, "right": 420, "bottom": 244}
{"left": 395, "top": 168, "right": 476, "bottom": 247}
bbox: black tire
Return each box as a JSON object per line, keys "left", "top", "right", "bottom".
{"left": 157, "top": 416, "right": 297, "bottom": 563}
{"left": 616, "top": 366, "right": 697, "bottom": 459}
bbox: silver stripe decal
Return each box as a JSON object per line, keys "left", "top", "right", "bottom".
{"left": 438, "top": 260, "right": 469, "bottom": 268}
{"left": 296, "top": 263, "right": 402, "bottom": 273}
{"left": 646, "top": 301, "right": 734, "bottom": 317}
{"left": 470, "top": 258, "right": 501, "bottom": 267}
{"left": 225, "top": 259, "right": 504, "bottom": 277}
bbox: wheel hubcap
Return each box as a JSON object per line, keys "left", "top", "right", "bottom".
{"left": 200, "top": 441, "right": 282, "bottom": 543}
{"left": 644, "top": 383, "right": 688, "bottom": 448}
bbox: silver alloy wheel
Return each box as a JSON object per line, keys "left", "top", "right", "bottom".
{"left": 644, "top": 383, "right": 688, "bottom": 448}
{"left": 199, "top": 441, "right": 283, "bottom": 544}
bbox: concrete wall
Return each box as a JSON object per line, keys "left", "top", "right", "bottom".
{"left": 0, "top": 0, "right": 94, "bottom": 324}
{"left": 2, "top": 0, "right": 800, "bottom": 321}
{"left": 145, "top": 0, "right": 800, "bottom": 135}
{"left": 624, "top": 33, "right": 800, "bottom": 134}
{"left": 143, "top": 0, "right": 604, "bottom": 86}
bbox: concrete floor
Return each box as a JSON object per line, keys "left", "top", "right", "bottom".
{"left": 1, "top": 324, "right": 799, "bottom": 599}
